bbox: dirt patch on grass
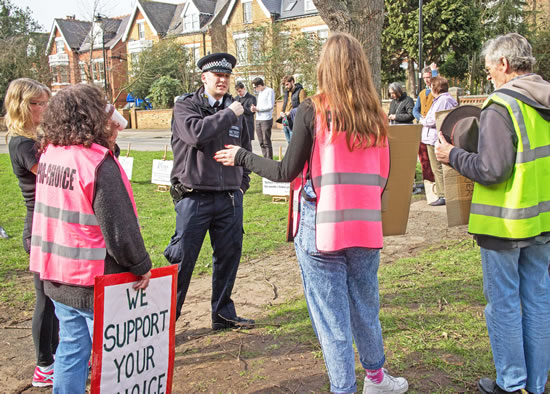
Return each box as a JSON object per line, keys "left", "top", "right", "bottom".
{"left": 0, "top": 201, "right": 473, "bottom": 393}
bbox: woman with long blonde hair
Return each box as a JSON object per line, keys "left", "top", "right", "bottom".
{"left": 5, "top": 78, "right": 58, "bottom": 387}
{"left": 215, "top": 33, "right": 408, "bottom": 393}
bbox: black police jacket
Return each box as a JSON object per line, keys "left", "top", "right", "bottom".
{"left": 170, "top": 86, "right": 252, "bottom": 192}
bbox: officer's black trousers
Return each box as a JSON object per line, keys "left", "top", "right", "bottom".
{"left": 165, "top": 190, "right": 243, "bottom": 322}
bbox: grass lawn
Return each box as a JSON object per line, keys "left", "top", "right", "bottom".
{"left": 264, "top": 240, "right": 496, "bottom": 393}
{"left": 0, "top": 150, "right": 287, "bottom": 305}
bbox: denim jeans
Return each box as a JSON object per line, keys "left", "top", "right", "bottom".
{"left": 52, "top": 300, "right": 94, "bottom": 394}
{"left": 294, "top": 196, "right": 386, "bottom": 393}
{"left": 283, "top": 125, "right": 292, "bottom": 144}
{"left": 480, "top": 242, "right": 550, "bottom": 394}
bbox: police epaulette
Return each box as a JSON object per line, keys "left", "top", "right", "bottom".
{"left": 176, "top": 93, "right": 193, "bottom": 102}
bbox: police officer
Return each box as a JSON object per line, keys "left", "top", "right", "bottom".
{"left": 164, "top": 53, "right": 254, "bottom": 330}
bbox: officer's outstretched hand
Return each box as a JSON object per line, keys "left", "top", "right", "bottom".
{"left": 214, "top": 145, "right": 240, "bottom": 166}
{"left": 229, "top": 101, "right": 244, "bottom": 117}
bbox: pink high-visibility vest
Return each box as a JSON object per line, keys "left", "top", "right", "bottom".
{"left": 30, "top": 143, "right": 137, "bottom": 286}
{"left": 292, "top": 114, "right": 389, "bottom": 252}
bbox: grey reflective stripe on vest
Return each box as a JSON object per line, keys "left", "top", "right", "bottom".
{"left": 494, "top": 92, "right": 531, "bottom": 151}
{"left": 317, "top": 208, "right": 381, "bottom": 224}
{"left": 471, "top": 200, "right": 550, "bottom": 220}
{"left": 313, "top": 173, "right": 387, "bottom": 189}
{"left": 35, "top": 201, "right": 99, "bottom": 226}
{"left": 31, "top": 235, "right": 106, "bottom": 260}
{"left": 516, "top": 144, "right": 550, "bottom": 164}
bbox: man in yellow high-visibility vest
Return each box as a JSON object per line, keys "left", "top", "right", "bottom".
{"left": 436, "top": 33, "right": 550, "bottom": 394}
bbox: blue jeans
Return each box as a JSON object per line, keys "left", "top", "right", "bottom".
{"left": 283, "top": 125, "right": 292, "bottom": 144}
{"left": 481, "top": 242, "right": 550, "bottom": 394}
{"left": 294, "top": 196, "right": 385, "bottom": 393}
{"left": 52, "top": 300, "right": 93, "bottom": 394}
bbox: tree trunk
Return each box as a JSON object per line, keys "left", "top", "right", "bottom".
{"left": 313, "top": 0, "right": 385, "bottom": 93}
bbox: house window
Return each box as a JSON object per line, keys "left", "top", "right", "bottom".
{"left": 251, "top": 38, "right": 261, "bottom": 64}
{"left": 183, "top": 12, "right": 200, "bottom": 32}
{"left": 235, "top": 37, "right": 248, "bottom": 64}
{"left": 242, "top": 1, "right": 252, "bottom": 24}
{"left": 52, "top": 64, "right": 70, "bottom": 84}
{"left": 79, "top": 63, "right": 87, "bottom": 82}
{"left": 304, "top": 0, "right": 316, "bottom": 12}
{"left": 55, "top": 38, "right": 65, "bottom": 53}
{"left": 137, "top": 22, "right": 145, "bottom": 40}
{"left": 93, "top": 59, "right": 105, "bottom": 82}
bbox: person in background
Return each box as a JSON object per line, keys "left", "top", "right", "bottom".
{"left": 420, "top": 76, "right": 457, "bottom": 206}
{"left": 164, "top": 53, "right": 254, "bottom": 330}
{"left": 215, "top": 32, "right": 408, "bottom": 394}
{"left": 235, "top": 82, "right": 256, "bottom": 142}
{"left": 413, "top": 64, "right": 438, "bottom": 193}
{"left": 4, "top": 78, "right": 59, "bottom": 388}
{"left": 436, "top": 32, "right": 550, "bottom": 394}
{"left": 30, "top": 84, "right": 152, "bottom": 393}
{"left": 251, "top": 77, "right": 275, "bottom": 159}
{"left": 280, "top": 75, "right": 307, "bottom": 142}
{"left": 387, "top": 82, "right": 414, "bottom": 124}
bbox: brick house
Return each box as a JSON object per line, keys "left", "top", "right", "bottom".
{"left": 46, "top": 15, "right": 130, "bottom": 107}
{"left": 122, "top": 0, "right": 327, "bottom": 94}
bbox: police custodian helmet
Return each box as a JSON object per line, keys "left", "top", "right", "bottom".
{"left": 197, "top": 53, "right": 237, "bottom": 74}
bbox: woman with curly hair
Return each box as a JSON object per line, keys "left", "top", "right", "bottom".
{"left": 5, "top": 78, "right": 59, "bottom": 387}
{"left": 215, "top": 33, "right": 408, "bottom": 393}
{"left": 29, "top": 84, "right": 152, "bottom": 393}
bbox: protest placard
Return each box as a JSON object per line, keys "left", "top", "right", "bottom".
{"left": 151, "top": 160, "right": 173, "bottom": 186}
{"left": 118, "top": 156, "right": 134, "bottom": 180}
{"left": 91, "top": 265, "right": 177, "bottom": 394}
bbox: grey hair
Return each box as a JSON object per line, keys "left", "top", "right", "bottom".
{"left": 482, "top": 33, "right": 536, "bottom": 72}
{"left": 421, "top": 66, "right": 432, "bottom": 75}
{"left": 389, "top": 82, "right": 404, "bottom": 97}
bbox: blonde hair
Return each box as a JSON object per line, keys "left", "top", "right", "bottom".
{"left": 4, "top": 78, "right": 51, "bottom": 140}
{"left": 311, "top": 33, "right": 387, "bottom": 150}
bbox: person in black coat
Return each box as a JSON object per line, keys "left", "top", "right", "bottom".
{"left": 235, "top": 82, "right": 256, "bottom": 141}
{"left": 388, "top": 82, "right": 414, "bottom": 124}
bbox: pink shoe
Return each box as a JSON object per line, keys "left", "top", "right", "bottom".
{"left": 32, "top": 364, "right": 54, "bottom": 387}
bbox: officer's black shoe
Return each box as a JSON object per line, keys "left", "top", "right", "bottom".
{"left": 212, "top": 316, "right": 255, "bottom": 330}
{"left": 477, "top": 378, "right": 529, "bottom": 394}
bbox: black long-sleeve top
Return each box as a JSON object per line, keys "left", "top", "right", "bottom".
{"left": 234, "top": 99, "right": 315, "bottom": 181}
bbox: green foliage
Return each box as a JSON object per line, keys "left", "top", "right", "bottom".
{"left": 382, "top": 0, "right": 481, "bottom": 87}
{"left": 149, "top": 76, "right": 183, "bottom": 109}
{"left": 530, "top": 27, "right": 550, "bottom": 82}
{"left": 481, "top": 0, "right": 528, "bottom": 40}
{"left": 129, "top": 39, "right": 196, "bottom": 100}
{"left": 0, "top": 0, "right": 49, "bottom": 108}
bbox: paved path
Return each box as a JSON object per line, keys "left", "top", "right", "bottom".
{"left": 0, "top": 128, "right": 288, "bottom": 158}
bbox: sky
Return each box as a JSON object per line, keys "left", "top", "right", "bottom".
{"left": 17, "top": 0, "right": 183, "bottom": 32}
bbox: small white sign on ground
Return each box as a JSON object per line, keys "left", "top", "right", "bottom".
{"left": 262, "top": 178, "right": 290, "bottom": 196}
{"left": 151, "top": 160, "right": 173, "bottom": 186}
{"left": 118, "top": 156, "right": 134, "bottom": 180}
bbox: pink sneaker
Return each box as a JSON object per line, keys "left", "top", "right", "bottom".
{"left": 32, "top": 365, "right": 54, "bottom": 387}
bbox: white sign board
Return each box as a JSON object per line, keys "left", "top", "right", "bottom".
{"left": 91, "top": 266, "right": 177, "bottom": 394}
{"left": 118, "top": 156, "right": 134, "bottom": 180}
{"left": 262, "top": 178, "right": 290, "bottom": 196}
{"left": 151, "top": 160, "right": 173, "bottom": 186}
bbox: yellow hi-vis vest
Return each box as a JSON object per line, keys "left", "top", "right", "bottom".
{"left": 468, "top": 91, "right": 550, "bottom": 239}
